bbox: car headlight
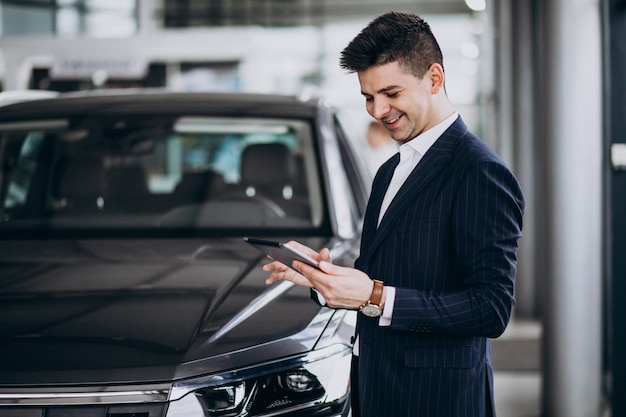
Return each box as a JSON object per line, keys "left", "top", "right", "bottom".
{"left": 195, "top": 382, "right": 247, "bottom": 414}
{"left": 166, "top": 344, "right": 351, "bottom": 417}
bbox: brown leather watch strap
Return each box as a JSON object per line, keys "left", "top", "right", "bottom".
{"left": 369, "top": 279, "right": 384, "bottom": 306}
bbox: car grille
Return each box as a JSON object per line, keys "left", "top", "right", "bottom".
{"left": 0, "top": 403, "right": 166, "bottom": 417}
{"left": 0, "top": 385, "right": 170, "bottom": 417}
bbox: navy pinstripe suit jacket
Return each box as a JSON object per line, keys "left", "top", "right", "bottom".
{"left": 352, "top": 116, "right": 524, "bottom": 417}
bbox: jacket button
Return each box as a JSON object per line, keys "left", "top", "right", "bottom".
{"left": 410, "top": 324, "right": 432, "bottom": 333}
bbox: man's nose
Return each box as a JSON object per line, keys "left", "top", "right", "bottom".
{"left": 369, "top": 98, "right": 390, "bottom": 120}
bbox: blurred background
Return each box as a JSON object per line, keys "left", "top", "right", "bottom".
{"left": 0, "top": 0, "right": 492, "bottom": 150}
{"left": 1, "top": 0, "right": 624, "bottom": 416}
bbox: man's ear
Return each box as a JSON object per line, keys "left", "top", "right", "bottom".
{"left": 429, "top": 63, "right": 445, "bottom": 94}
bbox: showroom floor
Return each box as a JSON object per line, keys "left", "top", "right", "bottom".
{"left": 492, "top": 319, "right": 542, "bottom": 417}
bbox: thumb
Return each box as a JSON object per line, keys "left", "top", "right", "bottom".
{"left": 318, "top": 260, "right": 336, "bottom": 273}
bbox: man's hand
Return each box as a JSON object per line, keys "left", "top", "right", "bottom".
{"left": 293, "top": 259, "right": 375, "bottom": 310}
{"left": 263, "top": 241, "right": 331, "bottom": 288}
{"left": 263, "top": 240, "right": 379, "bottom": 310}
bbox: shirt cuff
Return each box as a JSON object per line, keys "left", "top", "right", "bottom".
{"left": 313, "top": 289, "right": 326, "bottom": 306}
{"left": 379, "top": 286, "right": 395, "bottom": 326}
{"left": 315, "top": 286, "right": 393, "bottom": 327}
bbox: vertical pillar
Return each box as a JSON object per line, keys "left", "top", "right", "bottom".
{"left": 606, "top": 0, "right": 626, "bottom": 414}
{"left": 494, "top": 0, "right": 539, "bottom": 319}
{"left": 510, "top": 0, "right": 538, "bottom": 319}
{"left": 538, "top": 0, "right": 603, "bottom": 415}
{"left": 137, "top": 0, "right": 160, "bottom": 34}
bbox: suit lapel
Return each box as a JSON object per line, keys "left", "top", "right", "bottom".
{"left": 362, "top": 118, "right": 468, "bottom": 263}
{"left": 360, "top": 153, "right": 399, "bottom": 251}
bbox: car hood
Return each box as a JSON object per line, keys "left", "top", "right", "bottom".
{"left": 0, "top": 237, "right": 330, "bottom": 386}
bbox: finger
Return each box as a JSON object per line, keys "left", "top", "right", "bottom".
{"left": 286, "top": 240, "right": 321, "bottom": 260}
{"left": 264, "top": 269, "right": 293, "bottom": 285}
{"left": 293, "top": 260, "right": 332, "bottom": 286}
{"left": 318, "top": 260, "right": 336, "bottom": 273}
{"left": 264, "top": 261, "right": 314, "bottom": 288}
{"left": 319, "top": 247, "right": 332, "bottom": 263}
{"left": 263, "top": 261, "right": 290, "bottom": 283}
{"left": 263, "top": 260, "right": 289, "bottom": 272}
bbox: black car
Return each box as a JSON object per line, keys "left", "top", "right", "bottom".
{"left": 0, "top": 90, "right": 371, "bottom": 417}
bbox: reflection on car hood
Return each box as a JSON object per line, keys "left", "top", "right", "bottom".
{"left": 0, "top": 237, "right": 328, "bottom": 385}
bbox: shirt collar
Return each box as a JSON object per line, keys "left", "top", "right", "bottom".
{"left": 401, "top": 112, "right": 459, "bottom": 156}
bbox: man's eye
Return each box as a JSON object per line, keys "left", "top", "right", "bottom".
{"left": 364, "top": 96, "right": 373, "bottom": 102}
{"left": 387, "top": 92, "right": 399, "bottom": 98}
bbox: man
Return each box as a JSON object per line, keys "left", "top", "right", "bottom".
{"left": 264, "top": 11, "right": 524, "bottom": 417}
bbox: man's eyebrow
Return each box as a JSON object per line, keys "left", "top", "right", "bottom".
{"left": 361, "top": 85, "right": 402, "bottom": 96}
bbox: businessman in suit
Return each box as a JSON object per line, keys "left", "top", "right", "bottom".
{"left": 264, "top": 11, "right": 524, "bottom": 417}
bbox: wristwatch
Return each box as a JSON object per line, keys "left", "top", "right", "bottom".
{"left": 360, "top": 279, "right": 384, "bottom": 317}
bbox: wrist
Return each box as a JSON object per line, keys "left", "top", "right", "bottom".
{"left": 359, "top": 279, "right": 384, "bottom": 317}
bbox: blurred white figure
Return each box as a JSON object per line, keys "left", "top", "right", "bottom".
{"left": 361, "top": 121, "right": 398, "bottom": 175}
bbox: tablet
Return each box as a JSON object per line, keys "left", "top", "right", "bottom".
{"left": 244, "top": 237, "right": 320, "bottom": 270}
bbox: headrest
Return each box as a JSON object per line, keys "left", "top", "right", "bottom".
{"left": 240, "top": 143, "right": 295, "bottom": 186}
{"left": 53, "top": 156, "right": 107, "bottom": 198}
{"left": 108, "top": 165, "right": 149, "bottom": 196}
{"left": 175, "top": 171, "right": 212, "bottom": 199}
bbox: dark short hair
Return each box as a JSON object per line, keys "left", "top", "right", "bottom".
{"left": 339, "top": 11, "right": 444, "bottom": 78}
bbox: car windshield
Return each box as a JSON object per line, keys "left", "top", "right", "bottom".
{"left": 0, "top": 115, "right": 325, "bottom": 236}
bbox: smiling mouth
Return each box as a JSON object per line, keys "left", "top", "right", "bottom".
{"left": 383, "top": 115, "right": 402, "bottom": 126}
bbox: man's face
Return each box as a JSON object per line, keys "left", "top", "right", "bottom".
{"left": 358, "top": 61, "right": 437, "bottom": 144}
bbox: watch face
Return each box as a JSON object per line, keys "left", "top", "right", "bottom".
{"left": 361, "top": 304, "right": 382, "bottom": 317}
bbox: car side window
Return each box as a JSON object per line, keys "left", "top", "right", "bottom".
{"left": 2, "top": 133, "right": 44, "bottom": 210}
{"left": 334, "top": 117, "right": 370, "bottom": 219}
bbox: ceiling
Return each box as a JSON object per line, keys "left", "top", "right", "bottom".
{"left": 161, "top": 0, "right": 473, "bottom": 28}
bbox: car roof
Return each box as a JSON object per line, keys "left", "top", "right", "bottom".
{"left": 0, "top": 89, "right": 329, "bottom": 121}
{"left": 0, "top": 90, "right": 59, "bottom": 107}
